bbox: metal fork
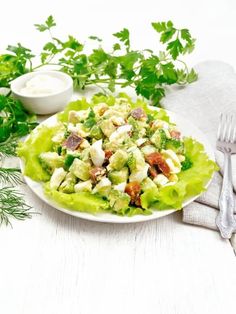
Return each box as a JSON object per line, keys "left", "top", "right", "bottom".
{"left": 216, "top": 112, "right": 236, "bottom": 238}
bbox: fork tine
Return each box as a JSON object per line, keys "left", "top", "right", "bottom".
{"left": 222, "top": 113, "right": 228, "bottom": 141}
{"left": 226, "top": 114, "right": 233, "bottom": 142}
{"left": 217, "top": 113, "right": 223, "bottom": 141}
{"left": 230, "top": 113, "right": 236, "bottom": 143}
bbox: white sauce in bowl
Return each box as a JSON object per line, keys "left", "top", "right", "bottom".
{"left": 20, "top": 74, "right": 65, "bottom": 96}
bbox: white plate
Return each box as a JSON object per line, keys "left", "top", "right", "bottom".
{"left": 20, "top": 109, "right": 215, "bottom": 223}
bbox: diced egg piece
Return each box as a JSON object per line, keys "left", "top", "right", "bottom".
{"left": 135, "top": 138, "right": 147, "bottom": 146}
{"left": 50, "top": 168, "right": 67, "bottom": 190}
{"left": 129, "top": 163, "right": 149, "bottom": 183}
{"left": 67, "top": 123, "right": 89, "bottom": 137}
{"left": 127, "top": 145, "right": 138, "bottom": 153}
{"left": 153, "top": 174, "right": 169, "bottom": 187}
{"left": 95, "top": 177, "right": 111, "bottom": 189}
{"left": 109, "top": 124, "right": 132, "bottom": 142}
{"left": 67, "top": 123, "right": 78, "bottom": 133}
{"left": 93, "top": 103, "right": 109, "bottom": 116}
{"left": 113, "top": 182, "right": 126, "bottom": 193}
{"left": 152, "top": 120, "right": 169, "bottom": 129}
{"left": 80, "top": 139, "right": 90, "bottom": 149}
{"left": 74, "top": 180, "right": 92, "bottom": 193}
{"left": 68, "top": 110, "right": 88, "bottom": 123}
{"left": 67, "top": 123, "right": 90, "bottom": 137}
{"left": 90, "top": 139, "right": 105, "bottom": 167}
{"left": 162, "top": 149, "right": 181, "bottom": 166}
{"left": 162, "top": 149, "right": 181, "bottom": 173}
{"left": 166, "top": 158, "right": 181, "bottom": 174}
{"left": 52, "top": 131, "right": 65, "bottom": 143}
{"left": 141, "top": 145, "right": 156, "bottom": 156}
{"left": 77, "top": 126, "right": 90, "bottom": 138}
{"left": 76, "top": 110, "right": 89, "bottom": 121}
{"left": 111, "top": 116, "right": 125, "bottom": 126}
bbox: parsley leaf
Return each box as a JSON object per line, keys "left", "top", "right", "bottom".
{"left": 34, "top": 15, "right": 56, "bottom": 32}
{"left": 113, "top": 28, "right": 130, "bottom": 50}
{"left": 89, "top": 36, "right": 102, "bottom": 42}
{"left": 84, "top": 109, "right": 96, "bottom": 129}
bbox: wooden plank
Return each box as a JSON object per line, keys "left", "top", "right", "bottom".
{"left": 0, "top": 189, "right": 235, "bottom": 314}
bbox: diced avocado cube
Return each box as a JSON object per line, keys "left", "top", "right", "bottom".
{"left": 74, "top": 180, "right": 92, "bottom": 193}
{"left": 100, "top": 119, "right": 116, "bottom": 137}
{"left": 150, "top": 129, "right": 167, "bottom": 149}
{"left": 90, "top": 125, "right": 103, "bottom": 140}
{"left": 141, "top": 177, "right": 157, "bottom": 191}
{"left": 127, "top": 154, "right": 136, "bottom": 172}
{"left": 127, "top": 116, "right": 139, "bottom": 139}
{"left": 93, "top": 177, "right": 111, "bottom": 197}
{"left": 109, "top": 190, "right": 131, "bottom": 212}
{"left": 59, "top": 172, "right": 76, "bottom": 193}
{"left": 131, "top": 148, "right": 146, "bottom": 169}
{"left": 80, "top": 147, "right": 90, "bottom": 162}
{"left": 39, "top": 152, "right": 64, "bottom": 174}
{"left": 109, "top": 150, "right": 128, "bottom": 170}
{"left": 108, "top": 167, "right": 129, "bottom": 184}
{"left": 69, "top": 158, "right": 90, "bottom": 181}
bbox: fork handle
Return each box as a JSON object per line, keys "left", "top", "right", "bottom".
{"left": 216, "top": 152, "right": 236, "bottom": 239}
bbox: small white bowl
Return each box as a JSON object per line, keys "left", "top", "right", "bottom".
{"left": 10, "top": 71, "right": 73, "bottom": 115}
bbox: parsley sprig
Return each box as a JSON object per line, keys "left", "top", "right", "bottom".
{"left": 0, "top": 94, "right": 37, "bottom": 227}
{"left": 0, "top": 16, "right": 197, "bottom": 106}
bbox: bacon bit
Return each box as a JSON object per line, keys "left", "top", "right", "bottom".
{"left": 105, "top": 150, "right": 113, "bottom": 159}
{"left": 103, "top": 150, "right": 113, "bottom": 166}
{"left": 170, "top": 130, "right": 181, "bottom": 139}
{"left": 125, "top": 182, "right": 141, "bottom": 204}
{"left": 130, "top": 108, "right": 147, "bottom": 120}
{"left": 89, "top": 167, "right": 106, "bottom": 182}
{"left": 63, "top": 133, "right": 83, "bottom": 151}
{"left": 145, "top": 152, "right": 170, "bottom": 177}
{"left": 149, "top": 166, "right": 158, "bottom": 178}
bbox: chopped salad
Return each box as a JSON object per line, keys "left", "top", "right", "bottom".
{"left": 18, "top": 94, "right": 217, "bottom": 216}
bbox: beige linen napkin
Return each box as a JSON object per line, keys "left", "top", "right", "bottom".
{"left": 162, "top": 60, "right": 236, "bottom": 246}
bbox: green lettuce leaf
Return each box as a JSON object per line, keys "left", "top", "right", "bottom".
{"left": 44, "top": 182, "right": 109, "bottom": 213}
{"left": 17, "top": 125, "right": 63, "bottom": 181}
{"left": 91, "top": 93, "right": 116, "bottom": 106}
{"left": 57, "top": 98, "right": 90, "bottom": 122}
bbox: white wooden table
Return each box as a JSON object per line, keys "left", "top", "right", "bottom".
{"left": 1, "top": 1, "right": 236, "bottom": 313}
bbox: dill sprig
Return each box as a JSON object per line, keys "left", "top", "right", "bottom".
{"left": 0, "top": 167, "right": 23, "bottom": 185}
{"left": 0, "top": 187, "right": 33, "bottom": 226}
{"left": 0, "top": 137, "right": 18, "bottom": 158}
{"left": 0, "top": 137, "right": 34, "bottom": 226}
